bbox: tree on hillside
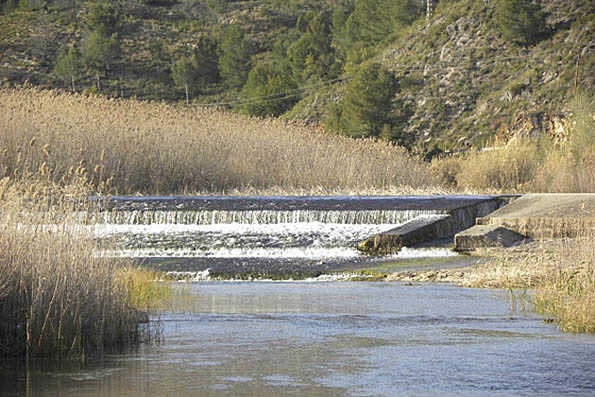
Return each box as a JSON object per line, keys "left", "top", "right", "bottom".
{"left": 171, "top": 56, "right": 197, "bottom": 105}
{"left": 193, "top": 35, "right": 219, "bottom": 88}
{"left": 343, "top": 0, "right": 423, "bottom": 45}
{"left": 495, "top": 0, "right": 548, "bottom": 46}
{"left": 326, "top": 62, "right": 411, "bottom": 147}
{"left": 82, "top": 32, "right": 121, "bottom": 90}
{"left": 85, "top": 1, "right": 122, "bottom": 37}
{"left": 240, "top": 63, "right": 298, "bottom": 118}
{"left": 332, "top": 0, "right": 423, "bottom": 70}
{"left": 218, "top": 24, "right": 252, "bottom": 88}
{"left": 287, "top": 11, "right": 339, "bottom": 84}
{"left": 54, "top": 46, "right": 82, "bottom": 92}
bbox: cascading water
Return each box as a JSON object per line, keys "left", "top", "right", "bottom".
{"left": 90, "top": 208, "right": 443, "bottom": 225}
{"left": 93, "top": 196, "right": 474, "bottom": 278}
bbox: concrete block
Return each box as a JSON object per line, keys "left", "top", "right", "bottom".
{"left": 454, "top": 224, "right": 528, "bottom": 251}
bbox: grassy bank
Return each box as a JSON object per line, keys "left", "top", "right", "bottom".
{"left": 462, "top": 237, "right": 594, "bottom": 333}
{"left": 0, "top": 88, "right": 440, "bottom": 195}
{"left": 432, "top": 93, "right": 594, "bottom": 193}
{"left": 0, "top": 171, "right": 167, "bottom": 360}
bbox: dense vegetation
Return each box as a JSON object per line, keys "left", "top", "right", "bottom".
{"left": 1, "top": 0, "right": 591, "bottom": 154}
{"left": 0, "top": 168, "right": 167, "bottom": 360}
{"left": 0, "top": 88, "right": 439, "bottom": 194}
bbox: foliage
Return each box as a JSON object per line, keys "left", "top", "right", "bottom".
{"left": 339, "top": 0, "right": 423, "bottom": 47}
{"left": 171, "top": 56, "right": 196, "bottom": 104}
{"left": 0, "top": 0, "right": 590, "bottom": 152}
{"left": 287, "top": 11, "right": 339, "bottom": 84}
{"left": 326, "top": 62, "right": 411, "bottom": 147}
{"left": 82, "top": 32, "right": 121, "bottom": 80}
{"left": 53, "top": 46, "right": 82, "bottom": 92}
{"left": 240, "top": 62, "right": 298, "bottom": 117}
{"left": 192, "top": 34, "right": 219, "bottom": 87}
{"left": 494, "top": 0, "right": 548, "bottom": 46}
{"left": 218, "top": 24, "right": 252, "bottom": 88}
{"left": 85, "top": 1, "right": 122, "bottom": 37}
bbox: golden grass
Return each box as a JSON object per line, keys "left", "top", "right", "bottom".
{"left": 0, "top": 169, "right": 164, "bottom": 360}
{"left": 462, "top": 236, "right": 595, "bottom": 333}
{"left": 0, "top": 88, "right": 441, "bottom": 195}
{"left": 432, "top": 93, "right": 595, "bottom": 193}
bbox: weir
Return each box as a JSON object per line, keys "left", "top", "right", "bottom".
{"left": 91, "top": 195, "right": 511, "bottom": 277}
{"left": 90, "top": 209, "right": 441, "bottom": 225}
{"left": 92, "top": 195, "right": 511, "bottom": 255}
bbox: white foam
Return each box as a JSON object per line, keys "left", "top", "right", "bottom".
{"left": 102, "top": 246, "right": 364, "bottom": 259}
{"left": 93, "top": 222, "right": 398, "bottom": 236}
{"left": 391, "top": 247, "right": 458, "bottom": 258}
{"left": 165, "top": 269, "right": 211, "bottom": 282}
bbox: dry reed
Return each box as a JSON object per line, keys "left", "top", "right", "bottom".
{"left": 462, "top": 236, "right": 595, "bottom": 333}
{"left": 0, "top": 168, "right": 162, "bottom": 360}
{"left": 432, "top": 93, "right": 594, "bottom": 193}
{"left": 0, "top": 88, "right": 441, "bottom": 195}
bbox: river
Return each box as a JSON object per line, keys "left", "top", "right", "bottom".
{"left": 2, "top": 282, "right": 594, "bottom": 396}
{"left": 1, "top": 196, "right": 593, "bottom": 395}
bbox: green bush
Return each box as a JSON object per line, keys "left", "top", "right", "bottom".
{"left": 218, "top": 24, "right": 252, "bottom": 88}
{"left": 494, "top": 0, "right": 548, "bottom": 46}
{"left": 326, "top": 62, "right": 411, "bottom": 147}
{"left": 241, "top": 63, "right": 298, "bottom": 117}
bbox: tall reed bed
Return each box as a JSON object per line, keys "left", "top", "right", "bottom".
{"left": 0, "top": 169, "right": 161, "bottom": 360}
{"left": 533, "top": 237, "right": 594, "bottom": 333}
{"left": 0, "top": 88, "right": 439, "bottom": 195}
{"left": 463, "top": 235, "right": 594, "bottom": 333}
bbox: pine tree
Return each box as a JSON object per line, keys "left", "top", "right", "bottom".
{"left": 241, "top": 63, "right": 298, "bottom": 117}
{"left": 495, "top": 0, "right": 548, "bottom": 46}
{"left": 287, "top": 11, "right": 338, "bottom": 84}
{"left": 85, "top": 1, "right": 121, "bottom": 37}
{"left": 82, "top": 32, "right": 121, "bottom": 90}
{"left": 218, "top": 25, "right": 252, "bottom": 88}
{"left": 54, "top": 47, "right": 82, "bottom": 92}
{"left": 193, "top": 35, "right": 219, "bottom": 88}
{"left": 326, "top": 62, "right": 410, "bottom": 147}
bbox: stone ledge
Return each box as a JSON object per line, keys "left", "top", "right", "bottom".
{"left": 454, "top": 224, "right": 528, "bottom": 251}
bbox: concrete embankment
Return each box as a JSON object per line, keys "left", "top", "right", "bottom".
{"left": 357, "top": 196, "right": 514, "bottom": 254}
{"left": 454, "top": 193, "right": 595, "bottom": 251}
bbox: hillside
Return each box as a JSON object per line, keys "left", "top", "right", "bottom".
{"left": 0, "top": 0, "right": 593, "bottom": 154}
{"left": 290, "top": 0, "right": 594, "bottom": 152}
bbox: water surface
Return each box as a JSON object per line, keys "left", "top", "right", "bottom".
{"left": 2, "top": 282, "right": 593, "bottom": 396}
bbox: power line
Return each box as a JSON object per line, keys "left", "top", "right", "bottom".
{"left": 194, "top": 75, "right": 353, "bottom": 107}
{"left": 191, "top": 53, "right": 582, "bottom": 108}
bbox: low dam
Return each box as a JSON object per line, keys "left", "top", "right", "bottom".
{"left": 91, "top": 195, "right": 510, "bottom": 278}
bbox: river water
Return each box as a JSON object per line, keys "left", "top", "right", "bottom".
{"left": 1, "top": 196, "right": 593, "bottom": 395}
{"left": 2, "top": 282, "right": 594, "bottom": 396}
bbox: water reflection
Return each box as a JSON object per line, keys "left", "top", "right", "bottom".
{"left": 2, "top": 282, "right": 594, "bottom": 396}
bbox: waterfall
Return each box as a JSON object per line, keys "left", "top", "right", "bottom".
{"left": 90, "top": 209, "right": 444, "bottom": 225}
{"left": 89, "top": 196, "right": 488, "bottom": 262}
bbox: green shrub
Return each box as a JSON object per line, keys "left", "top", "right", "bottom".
{"left": 85, "top": 1, "right": 122, "bottom": 37}
{"left": 326, "top": 62, "right": 412, "bottom": 147}
{"left": 241, "top": 62, "right": 298, "bottom": 117}
{"left": 494, "top": 0, "right": 548, "bottom": 46}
